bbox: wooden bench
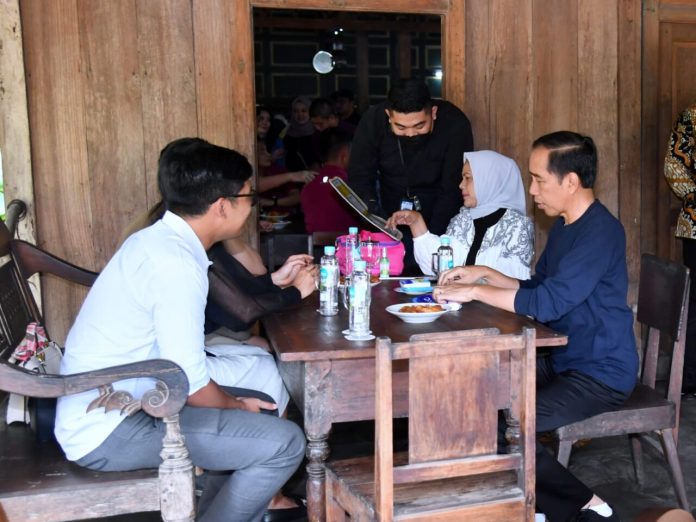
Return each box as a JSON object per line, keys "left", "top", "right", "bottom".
{"left": 0, "top": 201, "right": 194, "bottom": 521}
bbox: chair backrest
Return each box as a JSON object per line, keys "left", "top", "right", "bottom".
{"left": 0, "top": 219, "right": 41, "bottom": 362}
{"left": 0, "top": 217, "right": 98, "bottom": 363}
{"left": 636, "top": 253, "right": 690, "bottom": 424}
{"left": 374, "top": 327, "right": 537, "bottom": 520}
{"left": 262, "top": 233, "right": 313, "bottom": 270}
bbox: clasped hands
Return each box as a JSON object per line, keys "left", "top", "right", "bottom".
{"left": 270, "top": 254, "right": 319, "bottom": 298}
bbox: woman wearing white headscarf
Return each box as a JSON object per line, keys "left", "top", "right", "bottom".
{"left": 385, "top": 150, "right": 534, "bottom": 279}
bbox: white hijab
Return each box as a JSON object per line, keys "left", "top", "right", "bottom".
{"left": 464, "top": 150, "right": 527, "bottom": 219}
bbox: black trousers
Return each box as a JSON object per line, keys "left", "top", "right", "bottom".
{"left": 507, "top": 356, "right": 630, "bottom": 521}
{"left": 681, "top": 238, "right": 696, "bottom": 391}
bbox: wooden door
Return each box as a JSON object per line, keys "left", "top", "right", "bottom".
{"left": 644, "top": 1, "right": 696, "bottom": 262}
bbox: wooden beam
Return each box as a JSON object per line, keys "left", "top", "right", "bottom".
{"left": 251, "top": 0, "right": 450, "bottom": 15}
{"left": 442, "top": 0, "right": 466, "bottom": 110}
{"left": 356, "top": 32, "right": 370, "bottom": 112}
{"left": 252, "top": 13, "right": 440, "bottom": 33}
{"left": 618, "top": 0, "right": 642, "bottom": 307}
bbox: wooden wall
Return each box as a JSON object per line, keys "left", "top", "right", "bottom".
{"left": 0, "top": 0, "right": 646, "bottom": 342}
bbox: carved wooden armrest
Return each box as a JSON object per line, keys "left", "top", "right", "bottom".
{"left": 0, "top": 359, "right": 189, "bottom": 418}
{"left": 11, "top": 240, "right": 98, "bottom": 287}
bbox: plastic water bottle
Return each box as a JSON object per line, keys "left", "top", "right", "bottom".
{"left": 344, "top": 226, "right": 359, "bottom": 275}
{"left": 379, "top": 247, "right": 390, "bottom": 279}
{"left": 349, "top": 260, "right": 371, "bottom": 336}
{"left": 319, "top": 246, "right": 339, "bottom": 316}
{"left": 437, "top": 236, "right": 454, "bottom": 273}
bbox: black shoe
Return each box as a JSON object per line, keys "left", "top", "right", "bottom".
{"left": 261, "top": 495, "right": 307, "bottom": 522}
{"left": 575, "top": 505, "right": 620, "bottom": 522}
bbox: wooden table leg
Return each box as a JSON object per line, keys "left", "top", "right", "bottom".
{"left": 305, "top": 431, "right": 330, "bottom": 522}
{"left": 304, "top": 361, "right": 333, "bottom": 522}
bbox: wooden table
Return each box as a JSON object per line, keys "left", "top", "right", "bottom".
{"left": 262, "top": 281, "right": 567, "bottom": 521}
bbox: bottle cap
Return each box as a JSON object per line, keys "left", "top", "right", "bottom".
{"left": 353, "top": 260, "right": 367, "bottom": 271}
{"left": 441, "top": 235, "right": 451, "bottom": 246}
{"left": 324, "top": 245, "right": 336, "bottom": 255}
{"left": 348, "top": 227, "right": 358, "bottom": 235}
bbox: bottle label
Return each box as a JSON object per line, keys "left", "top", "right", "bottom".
{"left": 379, "top": 258, "right": 390, "bottom": 278}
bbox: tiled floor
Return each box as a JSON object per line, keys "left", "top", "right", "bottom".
{"left": 81, "top": 398, "right": 696, "bottom": 521}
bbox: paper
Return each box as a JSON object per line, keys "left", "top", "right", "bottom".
{"left": 328, "top": 177, "right": 403, "bottom": 241}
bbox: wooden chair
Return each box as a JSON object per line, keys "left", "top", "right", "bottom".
{"left": 312, "top": 231, "right": 341, "bottom": 263}
{"left": 553, "top": 253, "right": 691, "bottom": 510}
{"left": 325, "top": 327, "right": 537, "bottom": 521}
{"left": 0, "top": 203, "right": 195, "bottom": 521}
{"left": 261, "top": 232, "right": 313, "bottom": 270}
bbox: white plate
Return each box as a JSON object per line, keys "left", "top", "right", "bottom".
{"left": 386, "top": 303, "right": 454, "bottom": 324}
{"left": 272, "top": 220, "right": 291, "bottom": 230}
{"left": 394, "top": 287, "right": 432, "bottom": 296}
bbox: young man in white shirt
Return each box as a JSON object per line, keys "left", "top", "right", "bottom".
{"left": 55, "top": 138, "right": 312, "bottom": 522}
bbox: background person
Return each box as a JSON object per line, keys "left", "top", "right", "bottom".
{"left": 330, "top": 88, "right": 361, "bottom": 127}
{"left": 301, "top": 128, "right": 359, "bottom": 234}
{"left": 284, "top": 96, "right": 319, "bottom": 172}
{"left": 309, "top": 97, "right": 356, "bottom": 135}
{"left": 347, "top": 78, "right": 474, "bottom": 268}
{"left": 386, "top": 150, "right": 533, "bottom": 279}
{"left": 664, "top": 101, "right": 696, "bottom": 396}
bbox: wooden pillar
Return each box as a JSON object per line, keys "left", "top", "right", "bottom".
{"left": 356, "top": 32, "right": 369, "bottom": 113}
{"left": 0, "top": 0, "right": 36, "bottom": 245}
{"left": 397, "top": 31, "right": 412, "bottom": 79}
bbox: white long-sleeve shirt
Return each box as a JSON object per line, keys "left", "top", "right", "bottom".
{"left": 413, "top": 208, "right": 534, "bottom": 280}
{"left": 55, "top": 211, "right": 212, "bottom": 461}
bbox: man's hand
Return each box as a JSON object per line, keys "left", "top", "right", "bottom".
{"left": 439, "top": 265, "right": 520, "bottom": 290}
{"left": 289, "top": 170, "right": 317, "bottom": 184}
{"left": 271, "top": 254, "right": 313, "bottom": 286}
{"left": 385, "top": 210, "right": 427, "bottom": 238}
{"left": 432, "top": 283, "right": 478, "bottom": 304}
{"left": 238, "top": 396, "right": 278, "bottom": 413}
{"left": 438, "top": 266, "right": 488, "bottom": 286}
{"left": 292, "top": 264, "right": 319, "bottom": 298}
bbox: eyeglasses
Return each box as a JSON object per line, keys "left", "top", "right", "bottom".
{"left": 227, "top": 190, "right": 259, "bottom": 207}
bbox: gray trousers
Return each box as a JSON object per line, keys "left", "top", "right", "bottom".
{"left": 76, "top": 398, "right": 305, "bottom": 522}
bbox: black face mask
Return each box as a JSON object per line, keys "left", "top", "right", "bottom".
{"left": 398, "top": 133, "right": 430, "bottom": 150}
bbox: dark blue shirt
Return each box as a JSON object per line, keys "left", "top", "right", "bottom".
{"left": 514, "top": 200, "right": 638, "bottom": 394}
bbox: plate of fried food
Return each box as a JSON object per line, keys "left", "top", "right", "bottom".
{"left": 260, "top": 210, "right": 290, "bottom": 223}
{"left": 386, "top": 303, "right": 456, "bottom": 324}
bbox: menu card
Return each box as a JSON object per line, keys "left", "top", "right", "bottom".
{"left": 329, "top": 177, "right": 403, "bottom": 241}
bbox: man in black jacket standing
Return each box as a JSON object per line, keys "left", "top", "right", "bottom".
{"left": 348, "top": 78, "right": 474, "bottom": 267}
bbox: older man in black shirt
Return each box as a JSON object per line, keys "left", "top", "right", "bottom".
{"left": 348, "top": 78, "right": 474, "bottom": 267}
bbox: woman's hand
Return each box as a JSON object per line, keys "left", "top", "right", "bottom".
{"left": 385, "top": 210, "right": 427, "bottom": 237}
{"left": 271, "top": 254, "right": 313, "bottom": 287}
{"left": 292, "top": 264, "right": 320, "bottom": 298}
{"left": 289, "top": 170, "right": 317, "bottom": 184}
{"left": 259, "top": 220, "right": 274, "bottom": 232}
